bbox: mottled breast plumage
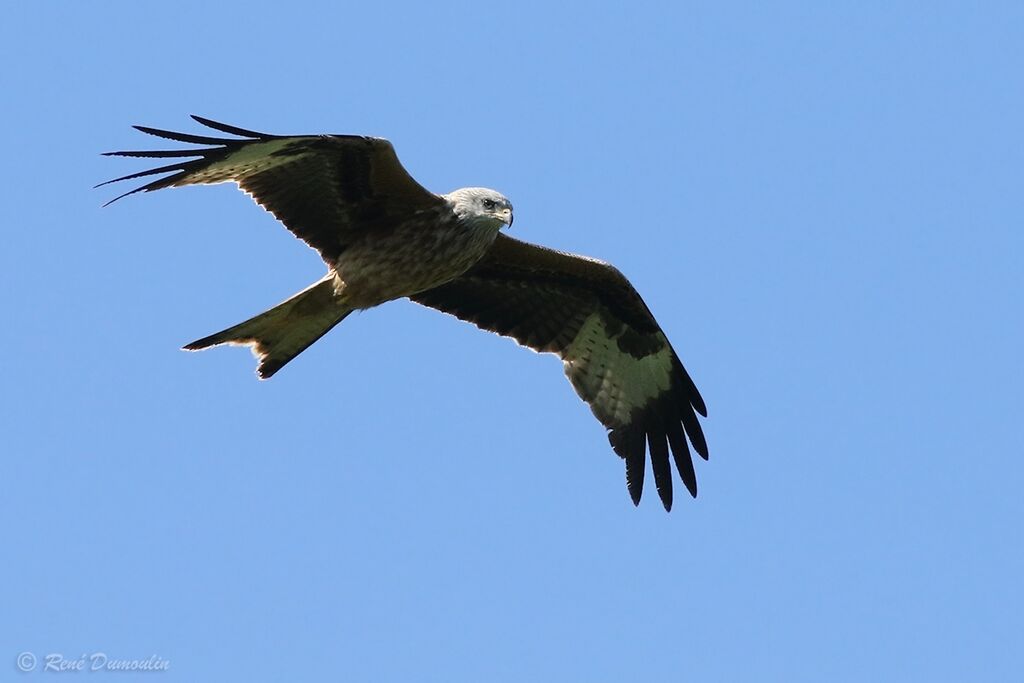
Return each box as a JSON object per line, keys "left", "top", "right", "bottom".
{"left": 332, "top": 204, "right": 502, "bottom": 309}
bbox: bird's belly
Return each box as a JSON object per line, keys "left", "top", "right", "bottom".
{"left": 334, "top": 224, "right": 498, "bottom": 308}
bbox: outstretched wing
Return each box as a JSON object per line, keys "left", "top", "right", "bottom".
{"left": 410, "top": 234, "right": 708, "bottom": 511}
{"left": 99, "top": 115, "right": 445, "bottom": 264}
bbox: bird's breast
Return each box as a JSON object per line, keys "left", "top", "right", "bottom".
{"left": 333, "top": 214, "right": 499, "bottom": 309}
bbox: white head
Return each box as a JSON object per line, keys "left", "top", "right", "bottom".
{"left": 445, "top": 187, "right": 514, "bottom": 229}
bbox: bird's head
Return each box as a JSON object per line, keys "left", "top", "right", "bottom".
{"left": 446, "top": 187, "right": 514, "bottom": 229}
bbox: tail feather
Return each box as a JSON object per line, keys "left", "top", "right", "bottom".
{"left": 184, "top": 275, "right": 351, "bottom": 379}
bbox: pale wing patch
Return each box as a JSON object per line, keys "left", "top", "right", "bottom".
{"left": 563, "top": 313, "right": 673, "bottom": 427}
{"left": 178, "top": 139, "right": 298, "bottom": 186}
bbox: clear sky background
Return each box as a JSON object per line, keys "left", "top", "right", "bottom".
{"left": 2, "top": 2, "right": 1021, "bottom": 681}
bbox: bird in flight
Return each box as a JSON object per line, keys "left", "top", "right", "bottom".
{"left": 100, "top": 116, "right": 709, "bottom": 510}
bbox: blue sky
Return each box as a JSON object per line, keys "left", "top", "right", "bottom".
{"left": 2, "top": 1, "right": 1022, "bottom": 680}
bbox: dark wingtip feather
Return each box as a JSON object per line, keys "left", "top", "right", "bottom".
{"left": 99, "top": 170, "right": 193, "bottom": 206}
{"left": 100, "top": 185, "right": 149, "bottom": 207}
{"left": 692, "top": 393, "right": 708, "bottom": 418}
{"left": 190, "top": 115, "right": 274, "bottom": 139}
{"left": 648, "top": 430, "right": 673, "bottom": 512}
{"left": 667, "top": 421, "right": 698, "bottom": 498}
{"left": 94, "top": 161, "right": 190, "bottom": 189}
{"left": 680, "top": 406, "right": 709, "bottom": 461}
{"left": 672, "top": 357, "right": 707, "bottom": 418}
{"left": 102, "top": 148, "right": 218, "bottom": 159}
{"left": 132, "top": 124, "right": 236, "bottom": 146}
{"left": 610, "top": 427, "right": 646, "bottom": 507}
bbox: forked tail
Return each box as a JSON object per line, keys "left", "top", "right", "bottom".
{"left": 184, "top": 274, "right": 351, "bottom": 379}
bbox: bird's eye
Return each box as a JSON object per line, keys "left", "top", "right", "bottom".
{"left": 482, "top": 198, "right": 496, "bottom": 210}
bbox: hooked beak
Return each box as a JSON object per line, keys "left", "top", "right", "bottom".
{"left": 502, "top": 208, "right": 514, "bottom": 229}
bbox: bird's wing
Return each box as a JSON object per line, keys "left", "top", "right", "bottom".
{"left": 410, "top": 233, "right": 708, "bottom": 511}
{"left": 99, "top": 115, "right": 445, "bottom": 264}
